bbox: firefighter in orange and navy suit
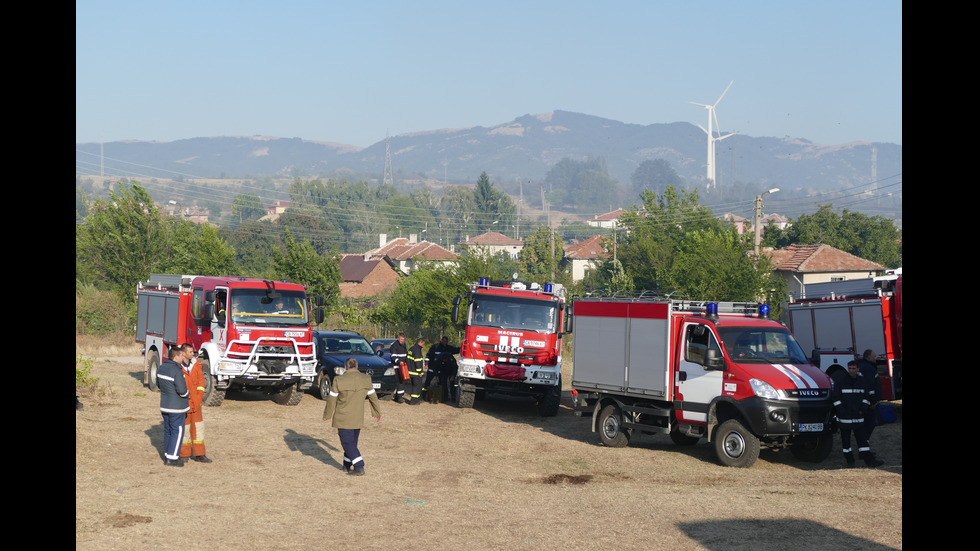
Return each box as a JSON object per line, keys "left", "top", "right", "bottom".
{"left": 179, "top": 343, "right": 212, "bottom": 463}
{"left": 405, "top": 338, "right": 426, "bottom": 405}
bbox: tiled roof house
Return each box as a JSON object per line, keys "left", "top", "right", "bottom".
{"left": 766, "top": 244, "right": 885, "bottom": 300}
{"left": 563, "top": 234, "right": 612, "bottom": 282}
{"left": 365, "top": 234, "right": 458, "bottom": 274}
{"left": 459, "top": 231, "right": 524, "bottom": 259}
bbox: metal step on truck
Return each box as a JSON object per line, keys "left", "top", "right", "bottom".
{"left": 570, "top": 296, "right": 834, "bottom": 468}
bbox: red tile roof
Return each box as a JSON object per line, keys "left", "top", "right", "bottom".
{"left": 368, "top": 238, "right": 458, "bottom": 261}
{"left": 460, "top": 231, "right": 523, "bottom": 246}
{"left": 339, "top": 254, "right": 395, "bottom": 282}
{"left": 564, "top": 234, "right": 612, "bottom": 260}
{"left": 767, "top": 244, "right": 884, "bottom": 273}
{"left": 588, "top": 208, "right": 626, "bottom": 222}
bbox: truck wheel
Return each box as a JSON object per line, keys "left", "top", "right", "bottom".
{"left": 272, "top": 384, "right": 303, "bottom": 406}
{"left": 146, "top": 350, "right": 160, "bottom": 392}
{"left": 790, "top": 433, "right": 834, "bottom": 463}
{"left": 598, "top": 404, "right": 630, "bottom": 448}
{"left": 200, "top": 358, "right": 224, "bottom": 407}
{"left": 714, "top": 419, "right": 760, "bottom": 468}
{"left": 538, "top": 381, "right": 561, "bottom": 417}
{"left": 457, "top": 386, "right": 475, "bottom": 409}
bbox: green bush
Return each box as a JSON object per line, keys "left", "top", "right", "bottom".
{"left": 76, "top": 355, "right": 98, "bottom": 388}
{"left": 76, "top": 283, "right": 135, "bottom": 336}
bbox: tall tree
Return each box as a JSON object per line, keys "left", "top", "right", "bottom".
{"left": 75, "top": 182, "right": 167, "bottom": 298}
{"left": 517, "top": 225, "right": 567, "bottom": 285}
{"left": 631, "top": 159, "right": 683, "bottom": 200}
{"left": 272, "top": 229, "right": 341, "bottom": 306}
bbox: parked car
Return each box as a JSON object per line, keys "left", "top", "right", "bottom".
{"left": 313, "top": 331, "right": 397, "bottom": 399}
{"left": 370, "top": 338, "right": 397, "bottom": 363}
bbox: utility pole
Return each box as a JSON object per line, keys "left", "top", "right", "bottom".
{"left": 753, "top": 188, "right": 779, "bottom": 257}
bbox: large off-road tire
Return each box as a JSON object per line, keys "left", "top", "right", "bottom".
{"left": 713, "top": 419, "right": 760, "bottom": 468}
{"left": 457, "top": 385, "right": 476, "bottom": 409}
{"left": 790, "top": 433, "right": 834, "bottom": 463}
{"left": 538, "top": 381, "right": 561, "bottom": 417}
{"left": 598, "top": 404, "right": 631, "bottom": 448}
{"left": 200, "top": 358, "right": 224, "bottom": 407}
{"left": 146, "top": 350, "right": 160, "bottom": 392}
{"left": 272, "top": 384, "right": 304, "bottom": 406}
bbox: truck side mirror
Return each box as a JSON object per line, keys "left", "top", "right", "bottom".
{"left": 451, "top": 295, "right": 461, "bottom": 324}
{"left": 564, "top": 304, "right": 573, "bottom": 334}
{"left": 705, "top": 348, "right": 725, "bottom": 370}
{"left": 314, "top": 307, "right": 324, "bottom": 325}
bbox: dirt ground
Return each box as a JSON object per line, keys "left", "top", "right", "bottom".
{"left": 76, "top": 356, "right": 902, "bottom": 550}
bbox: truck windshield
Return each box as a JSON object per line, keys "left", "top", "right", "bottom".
{"left": 229, "top": 289, "right": 309, "bottom": 327}
{"left": 468, "top": 294, "right": 557, "bottom": 333}
{"left": 717, "top": 326, "right": 809, "bottom": 364}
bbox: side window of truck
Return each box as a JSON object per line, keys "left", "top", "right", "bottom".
{"left": 685, "top": 324, "right": 721, "bottom": 366}
{"left": 192, "top": 289, "right": 204, "bottom": 319}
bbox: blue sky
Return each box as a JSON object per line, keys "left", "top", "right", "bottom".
{"left": 76, "top": 1, "right": 902, "bottom": 148}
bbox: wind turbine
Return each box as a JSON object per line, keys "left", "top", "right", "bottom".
{"left": 691, "top": 81, "right": 735, "bottom": 189}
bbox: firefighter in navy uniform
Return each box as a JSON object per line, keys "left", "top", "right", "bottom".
{"left": 405, "top": 338, "right": 427, "bottom": 405}
{"left": 423, "top": 336, "right": 460, "bottom": 402}
{"left": 389, "top": 334, "right": 409, "bottom": 403}
{"left": 832, "top": 361, "right": 885, "bottom": 468}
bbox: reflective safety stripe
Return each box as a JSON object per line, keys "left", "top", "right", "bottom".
{"left": 329, "top": 390, "right": 340, "bottom": 397}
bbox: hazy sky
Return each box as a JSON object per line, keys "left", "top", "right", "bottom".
{"left": 76, "top": 1, "right": 902, "bottom": 148}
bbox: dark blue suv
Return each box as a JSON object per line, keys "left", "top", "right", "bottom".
{"left": 312, "top": 331, "right": 397, "bottom": 399}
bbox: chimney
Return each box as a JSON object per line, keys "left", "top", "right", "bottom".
{"left": 409, "top": 233, "right": 418, "bottom": 244}
{"left": 379, "top": 233, "right": 387, "bottom": 247}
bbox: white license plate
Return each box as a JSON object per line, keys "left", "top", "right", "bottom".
{"left": 373, "top": 383, "right": 381, "bottom": 389}
{"left": 799, "top": 423, "right": 823, "bottom": 432}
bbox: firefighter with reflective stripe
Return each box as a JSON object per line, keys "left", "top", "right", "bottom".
{"left": 322, "top": 357, "right": 382, "bottom": 475}
{"left": 389, "top": 334, "right": 409, "bottom": 403}
{"left": 405, "top": 338, "right": 427, "bottom": 405}
{"left": 179, "top": 343, "right": 211, "bottom": 463}
{"left": 832, "top": 361, "right": 884, "bottom": 468}
{"left": 157, "top": 346, "right": 189, "bottom": 467}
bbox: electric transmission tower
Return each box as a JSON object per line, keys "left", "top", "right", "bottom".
{"left": 383, "top": 130, "right": 393, "bottom": 187}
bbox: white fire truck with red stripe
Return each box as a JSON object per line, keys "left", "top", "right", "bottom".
{"left": 451, "top": 278, "right": 571, "bottom": 416}
{"left": 570, "top": 297, "right": 834, "bottom": 468}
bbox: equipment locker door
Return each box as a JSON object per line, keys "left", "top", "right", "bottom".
{"left": 674, "top": 322, "right": 724, "bottom": 424}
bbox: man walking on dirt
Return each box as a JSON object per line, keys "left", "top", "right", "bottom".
{"left": 157, "top": 346, "right": 189, "bottom": 467}
{"left": 832, "top": 361, "right": 884, "bottom": 468}
{"left": 179, "top": 343, "right": 212, "bottom": 464}
{"left": 322, "top": 358, "right": 382, "bottom": 475}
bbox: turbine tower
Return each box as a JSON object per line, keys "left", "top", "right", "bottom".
{"left": 691, "top": 81, "right": 735, "bottom": 189}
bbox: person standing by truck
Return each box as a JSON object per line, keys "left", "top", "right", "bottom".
{"left": 423, "top": 336, "right": 460, "bottom": 402}
{"left": 857, "top": 349, "right": 882, "bottom": 438}
{"left": 832, "top": 361, "right": 885, "bottom": 468}
{"left": 389, "top": 334, "right": 409, "bottom": 403}
{"left": 405, "top": 338, "right": 427, "bottom": 405}
{"left": 322, "top": 358, "right": 382, "bottom": 475}
{"left": 179, "top": 343, "right": 212, "bottom": 464}
{"left": 158, "top": 346, "right": 189, "bottom": 467}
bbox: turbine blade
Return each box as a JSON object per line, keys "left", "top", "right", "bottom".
{"left": 713, "top": 80, "right": 734, "bottom": 107}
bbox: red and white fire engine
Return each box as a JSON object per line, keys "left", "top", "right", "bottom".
{"left": 785, "top": 271, "right": 903, "bottom": 400}
{"left": 136, "top": 274, "right": 323, "bottom": 406}
{"left": 451, "top": 278, "right": 571, "bottom": 416}
{"left": 570, "top": 297, "right": 834, "bottom": 468}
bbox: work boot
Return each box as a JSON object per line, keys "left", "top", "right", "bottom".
{"left": 843, "top": 452, "right": 855, "bottom": 468}
{"left": 860, "top": 451, "right": 884, "bottom": 468}
{"left": 164, "top": 458, "right": 184, "bottom": 467}
{"left": 191, "top": 455, "right": 212, "bottom": 463}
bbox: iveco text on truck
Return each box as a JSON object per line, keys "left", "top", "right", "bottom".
{"left": 136, "top": 274, "right": 323, "bottom": 406}
{"left": 570, "top": 297, "right": 834, "bottom": 467}
{"left": 451, "top": 278, "right": 571, "bottom": 416}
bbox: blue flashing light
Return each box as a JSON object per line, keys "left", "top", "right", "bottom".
{"left": 479, "top": 277, "right": 489, "bottom": 286}
{"left": 544, "top": 283, "right": 553, "bottom": 293}
{"left": 706, "top": 302, "right": 718, "bottom": 318}
{"left": 759, "top": 304, "right": 770, "bottom": 318}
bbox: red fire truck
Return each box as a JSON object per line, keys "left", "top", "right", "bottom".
{"left": 570, "top": 297, "right": 834, "bottom": 468}
{"left": 451, "top": 278, "right": 571, "bottom": 416}
{"left": 136, "top": 274, "right": 323, "bottom": 406}
{"left": 785, "top": 272, "right": 902, "bottom": 400}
